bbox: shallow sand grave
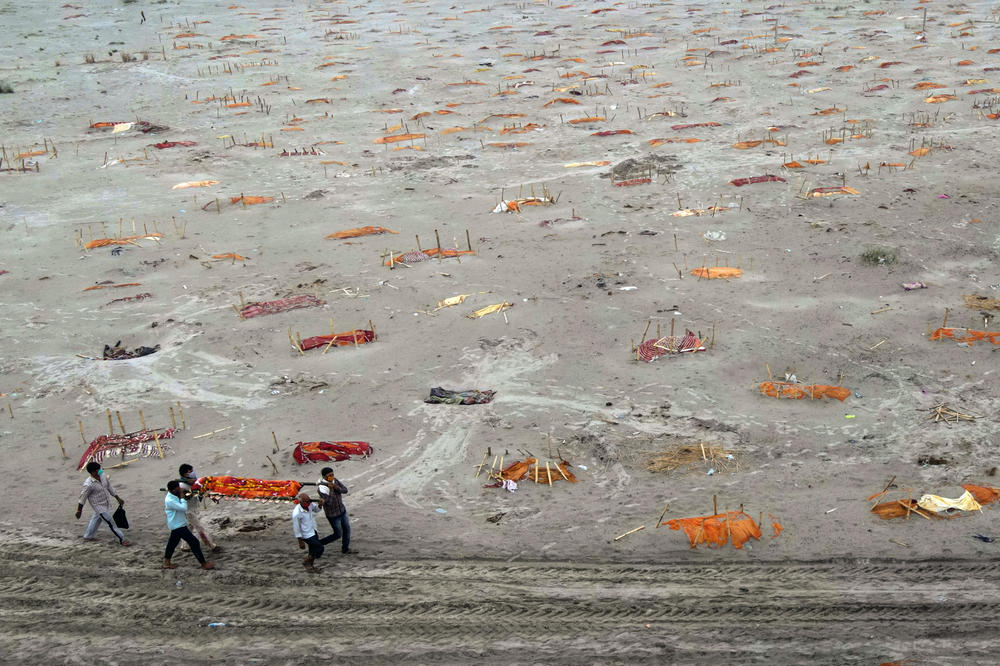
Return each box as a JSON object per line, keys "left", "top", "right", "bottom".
{"left": 1, "top": 0, "right": 999, "bottom": 662}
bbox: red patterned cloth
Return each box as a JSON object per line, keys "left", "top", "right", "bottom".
{"left": 196, "top": 476, "right": 302, "bottom": 499}
{"left": 300, "top": 330, "right": 375, "bottom": 350}
{"left": 239, "top": 294, "right": 325, "bottom": 319}
{"left": 638, "top": 332, "right": 705, "bottom": 362}
{"left": 77, "top": 428, "right": 175, "bottom": 470}
{"left": 293, "top": 441, "right": 373, "bottom": 464}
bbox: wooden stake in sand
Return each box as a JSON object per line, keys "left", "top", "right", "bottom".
{"left": 266, "top": 455, "right": 278, "bottom": 475}
{"left": 79, "top": 420, "right": 87, "bottom": 445}
{"left": 116, "top": 411, "right": 126, "bottom": 434}
{"left": 288, "top": 327, "right": 305, "bottom": 355}
{"left": 152, "top": 430, "right": 164, "bottom": 459}
{"left": 7, "top": 403, "right": 12, "bottom": 419}
{"left": 57, "top": 435, "right": 67, "bottom": 460}
{"left": 272, "top": 431, "right": 280, "bottom": 452}
{"left": 177, "top": 401, "right": 186, "bottom": 429}
{"left": 545, "top": 461, "right": 553, "bottom": 487}
{"left": 474, "top": 450, "right": 489, "bottom": 478}
{"left": 169, "top": 406, "right": 177, "bottom": 429}
{"left": 655, "top": 503, "right": 670, "bottom": 528}
{"left": 870, "top": 476, "right": 897, "bottom": 509}
{"left": 139, "top": 409, "right": 146, "bottom": 430}
{"left": 614, "top": 525, "right": 646, "bottom": 541}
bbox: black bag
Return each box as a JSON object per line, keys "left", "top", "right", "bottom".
{"left": 113, "top": 505, "right": 130, "bottom": 530}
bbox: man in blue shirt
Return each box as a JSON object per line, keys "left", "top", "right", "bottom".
{"left": 163, "top": 480, "right": 216, "bottom": 570}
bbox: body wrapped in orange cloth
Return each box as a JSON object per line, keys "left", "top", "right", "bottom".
{"left": 195, "top": 476, "right": 303, "bottom": 499}
{"left": 664, "top": 511, "right": 765, "bottom": 549}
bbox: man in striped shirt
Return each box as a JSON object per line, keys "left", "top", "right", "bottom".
{"left": 75, "top": 461, "right": 131, "bottom": 546}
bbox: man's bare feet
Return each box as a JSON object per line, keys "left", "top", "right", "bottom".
{"left": 162, "top": 559, "right": 178, "bottom": 569}
{"left": 201, "top": 561, "right": 216, "bottom": 570}
{"left": 121, "top": 540, "right": 132, "bottom": 547}
{"left": 82, "top": 537, "right": 98, "bottom": 542}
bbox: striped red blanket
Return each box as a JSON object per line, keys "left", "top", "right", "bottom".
{"left": 638, "top": 332, "right": 705, "bottom": 362}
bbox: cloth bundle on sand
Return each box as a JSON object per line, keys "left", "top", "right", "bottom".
{"left": 663, "top": 511, "right": 767, "bottom": 549}
{"left": 759, "top": 382, "right": 850, "bottom": 401}
{"left": 196, "top": 475, "right": 302, "bottom": 499}
{"left": 84, "top": 233, "right": 164, "bottom": 250}
{"left": 239, "top": 294, "right": 325, "bottom": 319}
{"left": 103, "top": 341, "right": 160, "bottom": 360}
{"left": 807, "top": 186, "right": 860, "bottom": 197}
{"left": 325, "top": 226, "right": 398, "bottom": 240}
{"left": 918, "top": 491, "right": 982, "bottom": 513}
{"left": 730, "top": 175, "right": 786, "bottom": 187}
{"left": 690, "top": 267, "right": 743, "bottom": 279}
{"left": 299, "top": 329, "right": 374, "bottom": 350}
{"left": 77, "top": 428, "right": 176, "bottom": 470}
{"left": 638, "top": 332, "right": 705, "bottom": 362}
{"left": 500, "top": 458, "right": 577, "bottom": 483}
{"left": 425, "top": 387, "right": 495, "bottom": 405}
{"left": 292, "top": 441, "right": 373, "bottom": 464}
{"left": 384, "top": 247, "right": 475, "bottom": 265}
{"left": 871, "top": 490, "right": 982, "bottom": 520}
{"left": 930, "top": 327, "right": 1000, "bottom": 346}
{"left": 962, "top": 484, "right": 1000, "bottom": 505}
{"left": 153, "top": 141, "right": 196, "bottom": 149}
{"left": 467, "top": 302, "right": 513, "bottom": 319}
{"left": 491, "top": 197, "right": 553, "bottom": 213}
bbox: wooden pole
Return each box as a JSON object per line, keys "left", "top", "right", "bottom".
{"left": 177, "top": 401, "right": 186, "bottom": 429}
{"left": 474, "top": 450, "right": 489, "bottom": 478}
{"left": 288, "top": 327, "right": 305, "bottom": 355}
{"left": 655, "top": 503, "right": 670, "bottom": 528}
{"left": 713, "top": 494, "right": 718, "bottom": 516}
{"left": 79, "top": 420, "right": 87, "bottom": 445}
{"left": 169, "top": 406, "right": 177, "bottom": 429}
{"left": 545, "top": 461, "right": 553, "bottom": 487}
{"left": 107, "top": 409, "right": 114, "bottom": 434}
{"left": 57, "top": 435, "right": 68, "bottom": 460}
{"left": 152, "top": 430, "right": 164, "bottom": 459}
{"left": 266, "top": 455, "right": 278, "bottom": 475}
{"left": 614, "top": 525, "right": 646, "bottom": 541}
{"left": 272, "top": 431, "right": 280, "bottom": 452}
{"left": 139, "top": 409, "right": 146, "bottom": 430}
{"left": 434, "top": 229, "right": 442, "bottom": 263}
{"left": 116, "top": 411, "right": 126, "bottom": 434}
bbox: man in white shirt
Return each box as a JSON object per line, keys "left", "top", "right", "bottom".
{"left": 75, "top": 461, "right": 131, "bottom": 546}
{"left": 292, "top": 492, "right": 336, "bottom": 572}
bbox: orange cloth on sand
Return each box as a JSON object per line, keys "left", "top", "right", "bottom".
{"left": 664, "top": 511, "right": 763, "bottom": 549}
{"left": 499, "top": 457, "right": 577, "bottom": 483}
{"left": 759, "top": 382, "right": 851, "bottom": 401}
{"left": 326, "top": 226, "right": 398, "bottom": 240}
{"left": 690, "top": 267, "right": 743, "bottom": 279}
{"left": 930, "top": 327, "right": 1000, "bottom": 345}
{"left": 962, "top": 484, "right": 1000, "bottom": 505}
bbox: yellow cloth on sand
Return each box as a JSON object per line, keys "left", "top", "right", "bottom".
{"left": 917, "top": 490, "right": 982, "bottom": 513}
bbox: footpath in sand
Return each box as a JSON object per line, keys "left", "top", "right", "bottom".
{"left": 1, "top": 0, "right": 998, "bottom": 662}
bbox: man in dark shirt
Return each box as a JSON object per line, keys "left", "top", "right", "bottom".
{"left": 317, "top": 467, "right": 355, "bottom": 555}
